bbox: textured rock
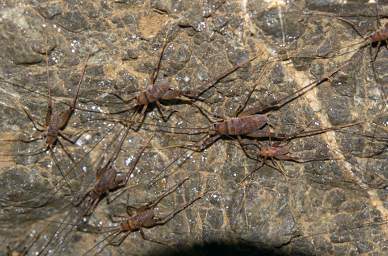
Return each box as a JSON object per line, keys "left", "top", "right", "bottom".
{"left": 0, "top": 0, "right": 387, "bottom": 256}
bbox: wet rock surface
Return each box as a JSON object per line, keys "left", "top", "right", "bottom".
{"left": 0, "top": 0, "right": 387, "bottom": 256}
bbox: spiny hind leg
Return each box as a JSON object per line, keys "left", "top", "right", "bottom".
{"left": 237, "top": 135, "right": 259, "bottom": 161}
{"left": 196, "top": 134, "right": 222, "bottom": 151}
{"left": 371, "top": 41, "right": 381, "bottom": 63}
{"left": 271, "top": 158, "right": 289, "bottom": 177}
{"left": 155, "top": 100, "right": 189, "bottom": 124}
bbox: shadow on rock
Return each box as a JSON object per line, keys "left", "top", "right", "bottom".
{"left": 147, "top": 240, "right": 312, "bottom": 256}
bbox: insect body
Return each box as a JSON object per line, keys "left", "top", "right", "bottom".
{"left": 237, "top": 121, "right": 362, "bottom": 183}
{"left": 370, "top": 22, "right": 388, "bottom": 43}
{"left": 191, "top": 62, "right": 349, "bottom": 151}
{"left": 77, "top": 127, "right": 151, "bottom": 217}
{"left": 82, "top": 177, "right": 207, "bottom": 255}
{"left": 211, "top": 115, "right": 268, "bottom": 136}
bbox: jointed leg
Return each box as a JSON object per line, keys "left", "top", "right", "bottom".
{"left": 45, "top": 60, "right": 53, "bottom": 127}
{"left": 151, "top": 37, "right": 169, "bottom": 85}
{"left": 371, "top": 41, "right": 382, "bottom": 63}
{"left": 110, "top": 126, "right": 130, "bottom": 164}
{"left": 59, "top": 129, "right": 91, "bottom": 145}
{"left": 195, "top": 54, "right": 259, "bottom": 99}
{"left": 149, "top": 150, "right": 194, "bottom": 187}
{"left": 246, "top": 130, "right": 289, "bottom": 140}
{"left": 84, "top": 199, "right": 100, "bottom": 217}
{"left": 236, "top": 58, "right": 271, "bottom": 117}
{"left": 49, "top": 149, "right": 74, "bottom": 192}
{"left": 133, "top": 104, "right": 148, "bottom": 131}
{"left": 270, "top": 158, "right": 287, "bottom": 177}
{"left": 15, "top": 135, "right": 44, "bottom": 144}
{"left": 237, "top": 135, "right": 259, "bottom": 161}
{"left": 155, "top": 191, "right": 206, "bottom": 226}
{"left": 368, "top": 42, "right": 386, "bottom": 100}
{"left": 191, "top": 101, "right": 222, "bottom": 123}
{"left": 239, "top": 159, "right": 265, "bottom": 185}
{"left": 14, "top": 146, "right": 48, "bottom": 157}
{"left": 123, "top": 133, "right": 153, "bottom": 183}
{"left": 147, "top": 177, "right": 190, "bottom": 209}
{"left": 22, "top": 107, "right": 45, "bottom": 132}
{"left": 197, "top": 134, "right": 222, "bottom": 151}
{"left": 107, "top": 93, "right": 136, "bottom": 104}
{"left": 57, "top": 139, "right": 75, "bottom": 163}
{"left": 70, "top": 54, "right": 90, "bottom": 111}
{"left": 155, "top": 101, "right": 177, "bottom": 122}
{"left": 241, "top": 63, "right": 349, "bottom": 115}
{"left": 285, "top": 155, "right": 344, "bottom": 163}
{"left": 108, "top": 214, "right": 127, "bottom": 223}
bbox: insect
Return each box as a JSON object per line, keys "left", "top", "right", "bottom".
{"left": 339, "top": 18, "right": 388, "bottom": 101}
{"left": 101, "top": 38, "right": 192, "bottom": 124}
{"left": 239, "top": 141, "right": 338, "bottom": 184}
{"left": 0, "top": 52, "right": 91, "bottom": 190}
{"left": 176, "top": 61, "right": 351, "bottom": 152}
{"left": 213, "top": 120, "right": 361, "bottom": 183}
{"left": 307, "top": 7, "right": 388, "bottom": 59}
{"left": 76, "top": 126, "right": 152, "bottom": 218}
{"left": 76, "top": 29, "right": 259, "bottom": 131}
{"left": 28, "top": 126, "right": 151, "bottom": 256}
{"left": 146, "top": 60, "right": 352, "bottom": 184}
{"left": 24, "top": 55, "right": 90, "bottom": 153}
{"left": 81, "top": 177, "right": 207, "bottom": 255}
{"left": 283, "top": 4, "right": 388, "bottom": 100}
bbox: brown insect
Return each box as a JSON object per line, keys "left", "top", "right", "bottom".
{"left": 24, "top": 128, "right": 152, "bottom": 256}
{"left": 21, "top": 54, "right": 90, "bottom": 155}
{"left": 369, "top": 22, "right": 388, "bottom": 45}
{"left": 238, "top": 122, "right": 362, "bottom": 183}
{"left": 78, "top": 32, "right": 258, "bottom": 131}
{"left": 81, "top": 177, "right": 207, "bottom": 255}
{"left": 286, "top": 4, "right": 388, "bottom": 57}
{"left": 293, "top": 6, "right": 388, "bottom": 100}
{"left": 0, "top": 53, "right": 92, "bottom": 190}
{"left": 76, "top": 127, "right": 152, "bottom": 218}
{"left": 182, "top": 61, "right": 350, "bottom": 152}
{"left": 355, "top": 21, "right": 388, "bottom": 100}
{"left": 239, "top": 142, "right": 334, "bottom": 183}
{"left": 147, "top": 61, "right": 350, "bottom": 184}
{"left": 103, "top": 39, "right": 191, "bottom": 123}
{"left": 334, "top": 5, "right": 388, "bottom": 58}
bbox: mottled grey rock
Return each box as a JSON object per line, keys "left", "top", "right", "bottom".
{"left": 0, "top": 0, "right": 387, "bottom": 255}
